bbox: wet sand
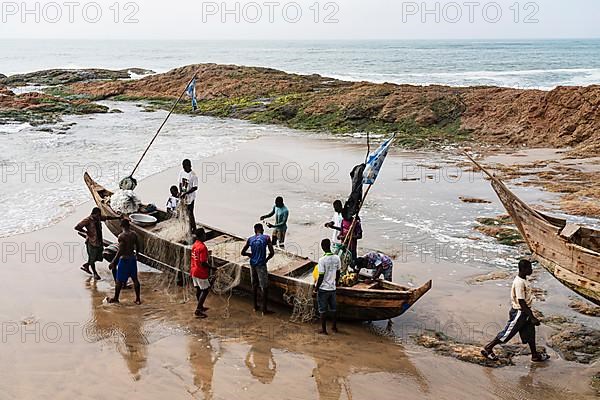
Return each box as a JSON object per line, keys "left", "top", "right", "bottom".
{"left": 1, "top": 134, "right": 597, "bottom": 399}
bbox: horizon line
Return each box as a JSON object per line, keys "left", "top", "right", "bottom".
{"left": 1, "top": 37, "right": 600, "bottom": 41}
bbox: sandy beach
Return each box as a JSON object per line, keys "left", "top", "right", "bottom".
{"left": 1, "top": 133, "right": 597, "bottom": 399}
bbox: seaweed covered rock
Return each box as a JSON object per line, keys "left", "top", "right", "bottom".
{"left": 414, "top": 331, "right": 515, "bottom": 367}
{"left": 0, "top": 68, "right": 153, "bottom": 86}
{"left": 0, "top": 89, "right": 108, "bottom": 125}
{"left": 548, "top": 325, "right": 600, "bottom": 364}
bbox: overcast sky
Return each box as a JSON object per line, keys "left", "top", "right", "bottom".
{"left": 0, "top": 0, "right": 598, "bottom": 40}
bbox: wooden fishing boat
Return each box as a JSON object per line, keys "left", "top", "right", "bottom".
{"left": 84, "top": 172, "right": 432, "bottom": 321}
{"left": 467, "top": 155, "right": 600, "bottom": 305}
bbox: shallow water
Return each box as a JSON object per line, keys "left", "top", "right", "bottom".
{"left": 0, "top": 101, "right": 270, "bottom": 237}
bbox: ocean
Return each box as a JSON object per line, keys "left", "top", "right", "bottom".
{"left": 2, "top": 39, "right": 600, "bottom": 89}
{"left": 1, "top": 39, "right": 599, "bottom": 239}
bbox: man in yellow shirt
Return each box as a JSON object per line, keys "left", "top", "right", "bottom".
{"left": 481, "top": 259, "right": 549, "bottom": 362}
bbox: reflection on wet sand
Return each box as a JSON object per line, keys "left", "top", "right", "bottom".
{"left": 245, "top": 342, "right": 277, "bottom": 384}
{"left": 83, "top": 272, "right": 429, "bottom": 399}
{"left": 85, "top": 278, "right": 149, "bottom": 380}
{"left": 188, "top": 332, "right": 217, "bottom": 399}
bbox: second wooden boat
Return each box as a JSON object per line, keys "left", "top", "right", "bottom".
{"left": 467, "top": 155, "right": 600, "bottom": 305}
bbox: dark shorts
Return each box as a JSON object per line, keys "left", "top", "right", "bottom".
{"left": 496, "top": 308, "right": 535, "bottom": 344}
{"left": 116, "top": 256, "right": 138, "bottom": 283}
{"left": 272, "top": 229, "right": 286, "bottom": 244}
{"left": 382, "top": 267, "right": 392, "bottom": 281}
{"left": 250, "top": 264, "right": 268, "bottom": 290}
{"left": 317, "top": 289, "right": 336, "bottom": 315}
{"left": 86, "top": 243, "right": 104, "bottom": 264}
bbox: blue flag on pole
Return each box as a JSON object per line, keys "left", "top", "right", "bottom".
{"left": 362, "top": 134, "right": 395, "bottom": 185}
{"left": 186, "top": 78, "right": 197, "bottom": 111}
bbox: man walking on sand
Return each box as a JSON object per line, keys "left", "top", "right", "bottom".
{"left": 481, "top": 259, "right": 550, "bottom": 362}
{"left": 191, "top": 227, "right": 211, "bottom": 318}
{"left": 314, "top": 238, "right": 341, "bottom": 335}
{"left": 241, "top": 223, "right": 275, "bottom": 314}
{"left": 75, "top": 207, "right": 120, "bottom": 280}
{"left": 108, "top": 219, "right": 141, "bottom": 305}
{"left": 179, "top": 159, "right": 199, "bottom": 231}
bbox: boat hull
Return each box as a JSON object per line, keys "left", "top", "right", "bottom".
{"left": 84, "top": 172, "right": 432, "bottom": 321}
{"left": 467, "top": 155, "right": 600, "bottom": 305}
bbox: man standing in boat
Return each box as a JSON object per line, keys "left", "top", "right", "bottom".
{"left": 324, "top": 200, "right": 344, "bottom": 253}
{"left": 74, "top": 207, "right": 121, "bottom": 280}
{"left": 314, "top": 238, "right": 341, "bottom": 335}
{"left": 179, "top": 159, "right": 199, "bottom": 231}
{"left": 107, "top": 219, "right": 142, "bottom": 305}
{"left": 260, "top": 196, "right": 289, "bottom": 248}
{"left": 241, "top": 223, "right": 275, "bottom": 314}
{"left": 481, "top": 259, "right": 549, "bottom": 362}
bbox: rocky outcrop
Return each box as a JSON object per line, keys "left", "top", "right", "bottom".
{"left": 58, "top": 64, "right": 600, "bottom": 155}
{"left": 461, "top": 86, "right": 600, "bottom": 156}
{"left": 0, "top": 84, "right": 108, "bottom": 125}
{"left": 0, "top": 68, "right": 153, "bottom": 86}
{"left": 3, "top": 64, "right": 599, "bottom": 156}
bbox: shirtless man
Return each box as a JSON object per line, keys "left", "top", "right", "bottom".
{"left": 108, "top": 219, "right": 141, "bottom": 304}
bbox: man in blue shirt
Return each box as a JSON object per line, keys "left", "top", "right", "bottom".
{"left": 260, "top": 196, "right": 289, "bottom": 248}
{"left": 242, "top": 223, "right": 275, "bottom": 314}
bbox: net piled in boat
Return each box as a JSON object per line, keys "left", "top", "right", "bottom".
{"left": 152, "top": 201, "right": 192, "bottom": 244}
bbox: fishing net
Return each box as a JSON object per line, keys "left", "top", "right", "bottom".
{"left": 211, "top": 262, "right": 242, "bottom": 295}
{"left": 145, "top": 201, "right": 194, "bottom": 302}
{"left": 110, "top": 189, "right": 141, "bottom": 214}
{"left": 283, "top": 270, "right": 316, "bottom": 323}
{"left": 207, "top": 240, "right": 245, "bottom": 318}
{"left": 335, "top": 245, "right": 354, "bottom": 274}
{"left": 119, "top": 175, "right": 138, "bottom": 191}
{"left": 152, "top": 201, "right": 193, "bottom": 244}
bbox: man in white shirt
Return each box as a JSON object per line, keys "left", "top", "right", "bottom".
{"left": 179, "top": 159, "right": 199, "bottom": 231}
{"left": 324, "top": 200, "right": 344, "bottom": 252}
{"left": 314, "top": 238, "right": 341, "bottom": 335}
{"left": 481, "top": 259, "right": 549, "bottom": 362}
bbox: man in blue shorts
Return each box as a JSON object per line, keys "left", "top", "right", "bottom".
{"left": 108, "top": 219, "right": 141, "bottom": 304}
{"left": 241, "top": 223, "right": 275, "bottom": 314}
{"left": 481, "top": 260, "right": 549, "bottom": 362}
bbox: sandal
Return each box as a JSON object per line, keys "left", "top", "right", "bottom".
{"left": 481, "top": 349, "right": 499, "bottom": 361}
{"left": 532, "top": 353, "right": 550, "bottom": 362}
